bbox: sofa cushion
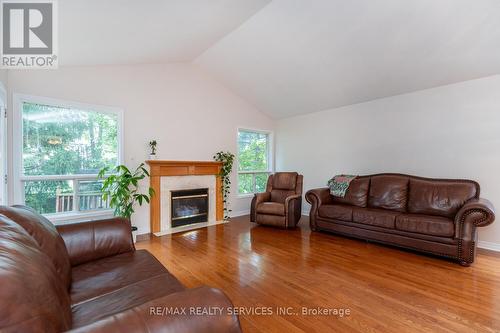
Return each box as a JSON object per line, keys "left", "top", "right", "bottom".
{"left": 352, "top": 207, "right": 399, "bottom": 229}
{"left": 331, "top": 177, "right": 370, "bottom": 208}
{"left": 70, "top": 250, "right": 185, "bottom": 328}
{"left": 71, "top": 250, "right": 183, "bottom": 304}
{"left": 408, "top": 179, "right": 478, "bottom": 218}
{"left": 0, "top": 214, "right": 72, "bottom": 332}
{"left": 272, "top": 172, "right": 298, "bottom": 190}
{"left": 368, "top": 175, "right": 409, "bottom": 212}
{"left": 0, "top": 205, "right": 72, "bottom": 289}
{"left": 395, "top": 214, "right": 455, "bottom": 237}
{"left": 256, "top": 202, "right": 285, "bottom": 216}
{"left": 318, "top": 204, "right": 353, "bottom": 221}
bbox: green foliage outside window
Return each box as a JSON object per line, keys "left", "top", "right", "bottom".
{"left": 237, "top": 130, "right": 270, "bottom": 194}
{"left": 22, "top": 102, "right": 119, "bottom": 214}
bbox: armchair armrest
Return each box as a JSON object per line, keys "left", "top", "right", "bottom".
{"left": 250, "top": 192, "right": 271, "bottom": 222}
{"left": 305, "top": 188, "right": 332, "bottom": 231}
{"left": 56, "top": 217, "right": 135, "bottom": 266}
{"left": 285, "top": 194, "right": 302, "bottom": 228}
{"left": 68, "top": 286, "right": 242, "bottom": 333}
{"left": 455, "top": 198, "right": 495, "bottom": 240}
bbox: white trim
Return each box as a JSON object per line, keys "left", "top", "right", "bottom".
{"left": 478, "top": 241, "right": 500, "bottom": 252}
{"left": 0, "top": 82, "right": 6, "bottom": 204}
{"left": 12, "top": 93, "right": 124, "bottom": 219}
{"left": 237, "top": 193, "right": 254, "bottom": 199}
{"left": 46, "top": 209, "right": 114, "bottom": 225}
{"left": 230, "top": 209, "right": 250, "bottom": 217}
{"left": 236, "top": 127, "right": 274, "bottom": 195}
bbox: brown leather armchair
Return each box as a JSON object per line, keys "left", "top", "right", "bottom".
{"left": 251, "top": 172, "right": 303, "bottom": 228}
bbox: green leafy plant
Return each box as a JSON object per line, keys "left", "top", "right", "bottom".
{"left": 98, "top": 163, "right": 155, "bottom": 220}
{"left": 213, "top": 151, "right": 235, "bottom": 220}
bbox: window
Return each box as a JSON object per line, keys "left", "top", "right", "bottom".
{"left": 14, "top": 95, "right": 123, "bottom": 217}
{"left": 237, "top": 129, "right": 272, "bottom": 195}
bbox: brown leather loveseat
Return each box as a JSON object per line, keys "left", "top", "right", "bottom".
{"left": 306, "top": 174, "right": 495, "bottom": 265}
{"left": 0, "top": 205, "right": 241, "bottom": 332}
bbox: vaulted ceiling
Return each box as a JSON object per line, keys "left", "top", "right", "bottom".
{"left": 59, "top": 0, "right": 270, "bottom": 65}
{"left": 59, "top": 0, "right": 500, "bottom": 119}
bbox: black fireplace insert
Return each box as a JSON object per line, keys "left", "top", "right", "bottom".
{"left": 170, "top": 188, "right": 209, "bottom": 228}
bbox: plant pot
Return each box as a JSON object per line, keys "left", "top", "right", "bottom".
{"left": 149, "top": 154, "right": 157, "bottom": 160}
{"left": 131, "top": 226, "right": 138, "bottom": 243}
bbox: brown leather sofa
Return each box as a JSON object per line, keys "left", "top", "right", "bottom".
{"left": 251, "top": 172, "right": 303, "bottom": 228}
{"left": 0, "top": 205, "right": 241, "bottom": 333}
{"left": 306, "top": 174, "right": 495, "bottom": 266}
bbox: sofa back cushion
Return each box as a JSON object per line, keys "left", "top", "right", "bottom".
{"left": 0, "top": 214, "right": 72, "bottom": 332}
{"left": 332, "top": 177, "right": 370, "bottom": 208}
{"left": 368, "top": 175, "right": 409, "bottom": 212}
{"left": 0, "top": 205, "right": 71, "bottom": 289}
{"left": 408, "top": 178, "right": 479, "bottom": 218}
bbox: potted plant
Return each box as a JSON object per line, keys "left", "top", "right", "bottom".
{"left": 98, "top": 163, "right": 155, "bottom": 243}
{"left": 213, "top": 151, "right": 235, "bottom": 220}
{"left": 149, "top": 140, "right": 157, "bottom": 160}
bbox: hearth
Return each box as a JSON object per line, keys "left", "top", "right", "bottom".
{"left": 170, "top": 188, "right": 209, "bottom": 228}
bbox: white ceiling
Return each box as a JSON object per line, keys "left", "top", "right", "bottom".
{"left": 59, "top": 0, "right": 270, "bottom": 66}
{"left": 59, "top": 0, "right": 500, "bottom": 118}
{"left": 196, "top": 0, "right": 500, "bottom": 118}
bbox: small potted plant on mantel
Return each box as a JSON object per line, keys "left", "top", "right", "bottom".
{"left": 149, "top": 140, "right": 157, "bottom": 160}
{"left": 98, "top": 163, "right": 155, "bottom": 243}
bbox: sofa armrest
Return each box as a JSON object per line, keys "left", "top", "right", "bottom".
{"left": 68, "top": 286, "right": 242, "bottom": 333}
{"left": 305, "top": 188, "right": 332, "bottom": 208}
{"left": 250, "top": 192, "right": 271, "bottom": 222}
{"left": 455, "top": 198, "right": 495, "bottom": 240}
{"left": 56, "top": 217, "right": 135, "bottom": 266}
{"left": 305, "top": 188, "right": 332, "bottom": 231}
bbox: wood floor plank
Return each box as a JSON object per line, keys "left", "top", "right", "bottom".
{"left": 136, "top": 216, "right": 500, "bottom": 332}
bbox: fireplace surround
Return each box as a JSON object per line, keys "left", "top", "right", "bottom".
{"left": 146, "top": 160, "right": 224, "bottom": 235}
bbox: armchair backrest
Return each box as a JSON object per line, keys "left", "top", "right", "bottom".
{"left": 267, "top": 172, "right": 303, "bottom": 203}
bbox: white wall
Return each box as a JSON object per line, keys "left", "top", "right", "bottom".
{"left": 276, "top": 75, "right": 500, "bottom": 248}
{"left": 7, "top": 63, "right": 274, "bottom": 234}
{"left": 0, "top": 70, "right": 8, "bottom": 88}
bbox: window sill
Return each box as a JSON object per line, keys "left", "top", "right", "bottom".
{"left": 45, "top": 209, "right": 114, "bottom": 225}
{"left": 237, "top": 193, "right": 255, "bottom": 199}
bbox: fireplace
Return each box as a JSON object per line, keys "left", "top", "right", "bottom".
{"left": 170, "top": 188, "right": 209, "bottom": 228}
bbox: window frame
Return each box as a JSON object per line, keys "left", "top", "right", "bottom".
{"left": 236, "top": 127, "right": 274, "bottom": 197}
{"left": 12, "top": 93, "right": 124, "bottom": 222}
{"left": 0, "top": 83, "right": 6, "bottom": 205}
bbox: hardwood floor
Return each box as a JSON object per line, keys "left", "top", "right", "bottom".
{"left": 136, "top": 216, "right": 500, "bottom": 333}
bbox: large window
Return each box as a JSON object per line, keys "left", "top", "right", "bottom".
{"left": 14, "top": 95, "right": 122, "bottom": 217}
{"left": 237, "top": 129, "right": 272, "bottom": 195}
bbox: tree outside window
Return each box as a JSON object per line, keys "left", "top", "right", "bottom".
{"left": 237, "top": 129, "right": 272, "bottom": 194}
{"left": 21, "top": 101, "right": 120, "bottom": 215}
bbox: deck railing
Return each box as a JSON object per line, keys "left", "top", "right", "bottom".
{"left": 56, "top": 191, "right": 109, "bottom": 213}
